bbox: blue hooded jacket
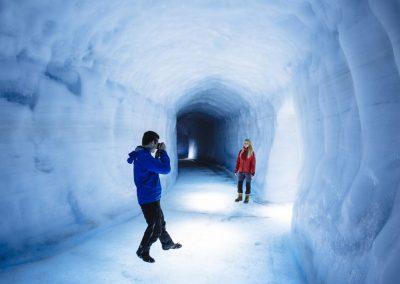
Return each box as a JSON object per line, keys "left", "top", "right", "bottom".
{"left": 127, "top": 146, "right": 171, "bottom": 205}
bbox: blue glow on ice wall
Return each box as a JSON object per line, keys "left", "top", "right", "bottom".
{"left": 1, "top": 0, "right": 400, "bottom": 282}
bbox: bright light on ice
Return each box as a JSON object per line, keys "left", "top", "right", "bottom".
{"left": 188, "top": 139, "right": 197, "bottom": 159}
{"left": 180, "top": 190, "right": 293, "bottom": 225}
{"left": 261, "top": 203, "right": 293, "bottom": 225}
{"left": 182, "top": 191, "right": 232, "bottom": 213}
{"left": 265, "top": 98, "right": 302, "bottom": 203}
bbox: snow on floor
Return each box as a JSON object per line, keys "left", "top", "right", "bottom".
{"left": 0, "top": 160, "right": 304, "bottom": 284}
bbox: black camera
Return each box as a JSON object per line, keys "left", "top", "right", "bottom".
{"left": 155, "top": 142, "right": 164, "bottom": 158}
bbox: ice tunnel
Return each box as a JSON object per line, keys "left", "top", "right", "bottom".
{"left": 1, "top": 0, "right": 400, "bottom": 283}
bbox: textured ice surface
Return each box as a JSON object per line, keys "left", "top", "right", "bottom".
{"left": 0, "top": 161, "right": 304, "bottom": 284}
{"left": 0, "top": 0, "right": 400, "bottom": 283}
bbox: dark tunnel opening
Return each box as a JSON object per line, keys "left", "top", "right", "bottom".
{"left": 174, "top": 80, "right": 256, "bottom": 176}
{"left": 176, "top": 112, "right": 218, "bottom": 162}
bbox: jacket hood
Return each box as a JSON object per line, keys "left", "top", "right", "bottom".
{"left": 127, "top": 146, "right": 147, "bottom": 164}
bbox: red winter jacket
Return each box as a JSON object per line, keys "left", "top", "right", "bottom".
{"left": 234, "top": 148, "right": 256, "bottom": 175}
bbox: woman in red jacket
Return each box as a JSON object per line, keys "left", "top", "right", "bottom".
{"left": 234, "top": 139, "right": 256, "bottom": 203}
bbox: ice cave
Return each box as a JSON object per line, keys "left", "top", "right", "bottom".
{"left": 0, "top": 0, "right": 399, "bottom": 283}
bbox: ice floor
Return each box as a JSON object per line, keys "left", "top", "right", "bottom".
{"left": 0, "top": 160, "right": 304, "bottom": 284}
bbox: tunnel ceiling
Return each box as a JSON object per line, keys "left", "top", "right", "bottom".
{"left": 0, "top": 0, "right": 316, "bottom": 110}
{"left": 176, "top": 79, "right": 252, "bottom": 119}
{"left": 177, "top": 111, "right": 217, "bottom": 124}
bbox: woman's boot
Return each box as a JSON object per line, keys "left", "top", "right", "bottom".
{"left": 235, "top": 181, "right": 243, "bottom": 202}
{"left": 244, "top": 183, "right": 251, "bottom": 203}
{"left": 235, "top": 193, "right": 243, "bottom": 202}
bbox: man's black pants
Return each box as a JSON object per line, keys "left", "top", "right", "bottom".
{"left": 139, "top": 200, "right": 174, "bottom": 252}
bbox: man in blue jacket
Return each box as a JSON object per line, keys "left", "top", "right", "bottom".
{"left": 127, "top": 131, "right": 182, "bottom": 263}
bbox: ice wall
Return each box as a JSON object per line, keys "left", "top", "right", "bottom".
{"left": 0, "top": 62, "right": 177, "bottom": 260}
{"left": 0, "top": 0, "right": 178, "bottom": 261}
{"left": 1, "top": 0, "right": 400, "bottom": 282}
{"left": 291, "top": 1, "right": 400, "bottom": 283}
{"left": 265, "top": 98, "right": 302, "bottom": 203}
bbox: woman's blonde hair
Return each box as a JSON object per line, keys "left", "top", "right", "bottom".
{"left": 244, "top": 138, "right": 254, "bottom": 157}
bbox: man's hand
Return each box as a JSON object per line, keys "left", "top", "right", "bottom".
{"left": 159, "top": 142, "right": 166, "bottom": 151}
{"left": 234, "top": 172, "right": 238, "bottom": 176}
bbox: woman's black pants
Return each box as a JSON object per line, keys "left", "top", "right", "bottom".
{"left": 237, "top": 172, "right": 252, "bottom": 194}
{"left": 139, "top": 200, "right": 174, "bottom": 253}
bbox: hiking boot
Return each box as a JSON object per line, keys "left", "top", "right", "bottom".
{"left": 162, "top": 242, "right": 182, "bottom": 250}
{"left": 235, "top": 193, "right": 243, "bottom": 202}
{"left": 136, "top": 247, "right": 155, "bottom": 263}
{"left": 244, "top": 194, "right": 250, "bottom": 204}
